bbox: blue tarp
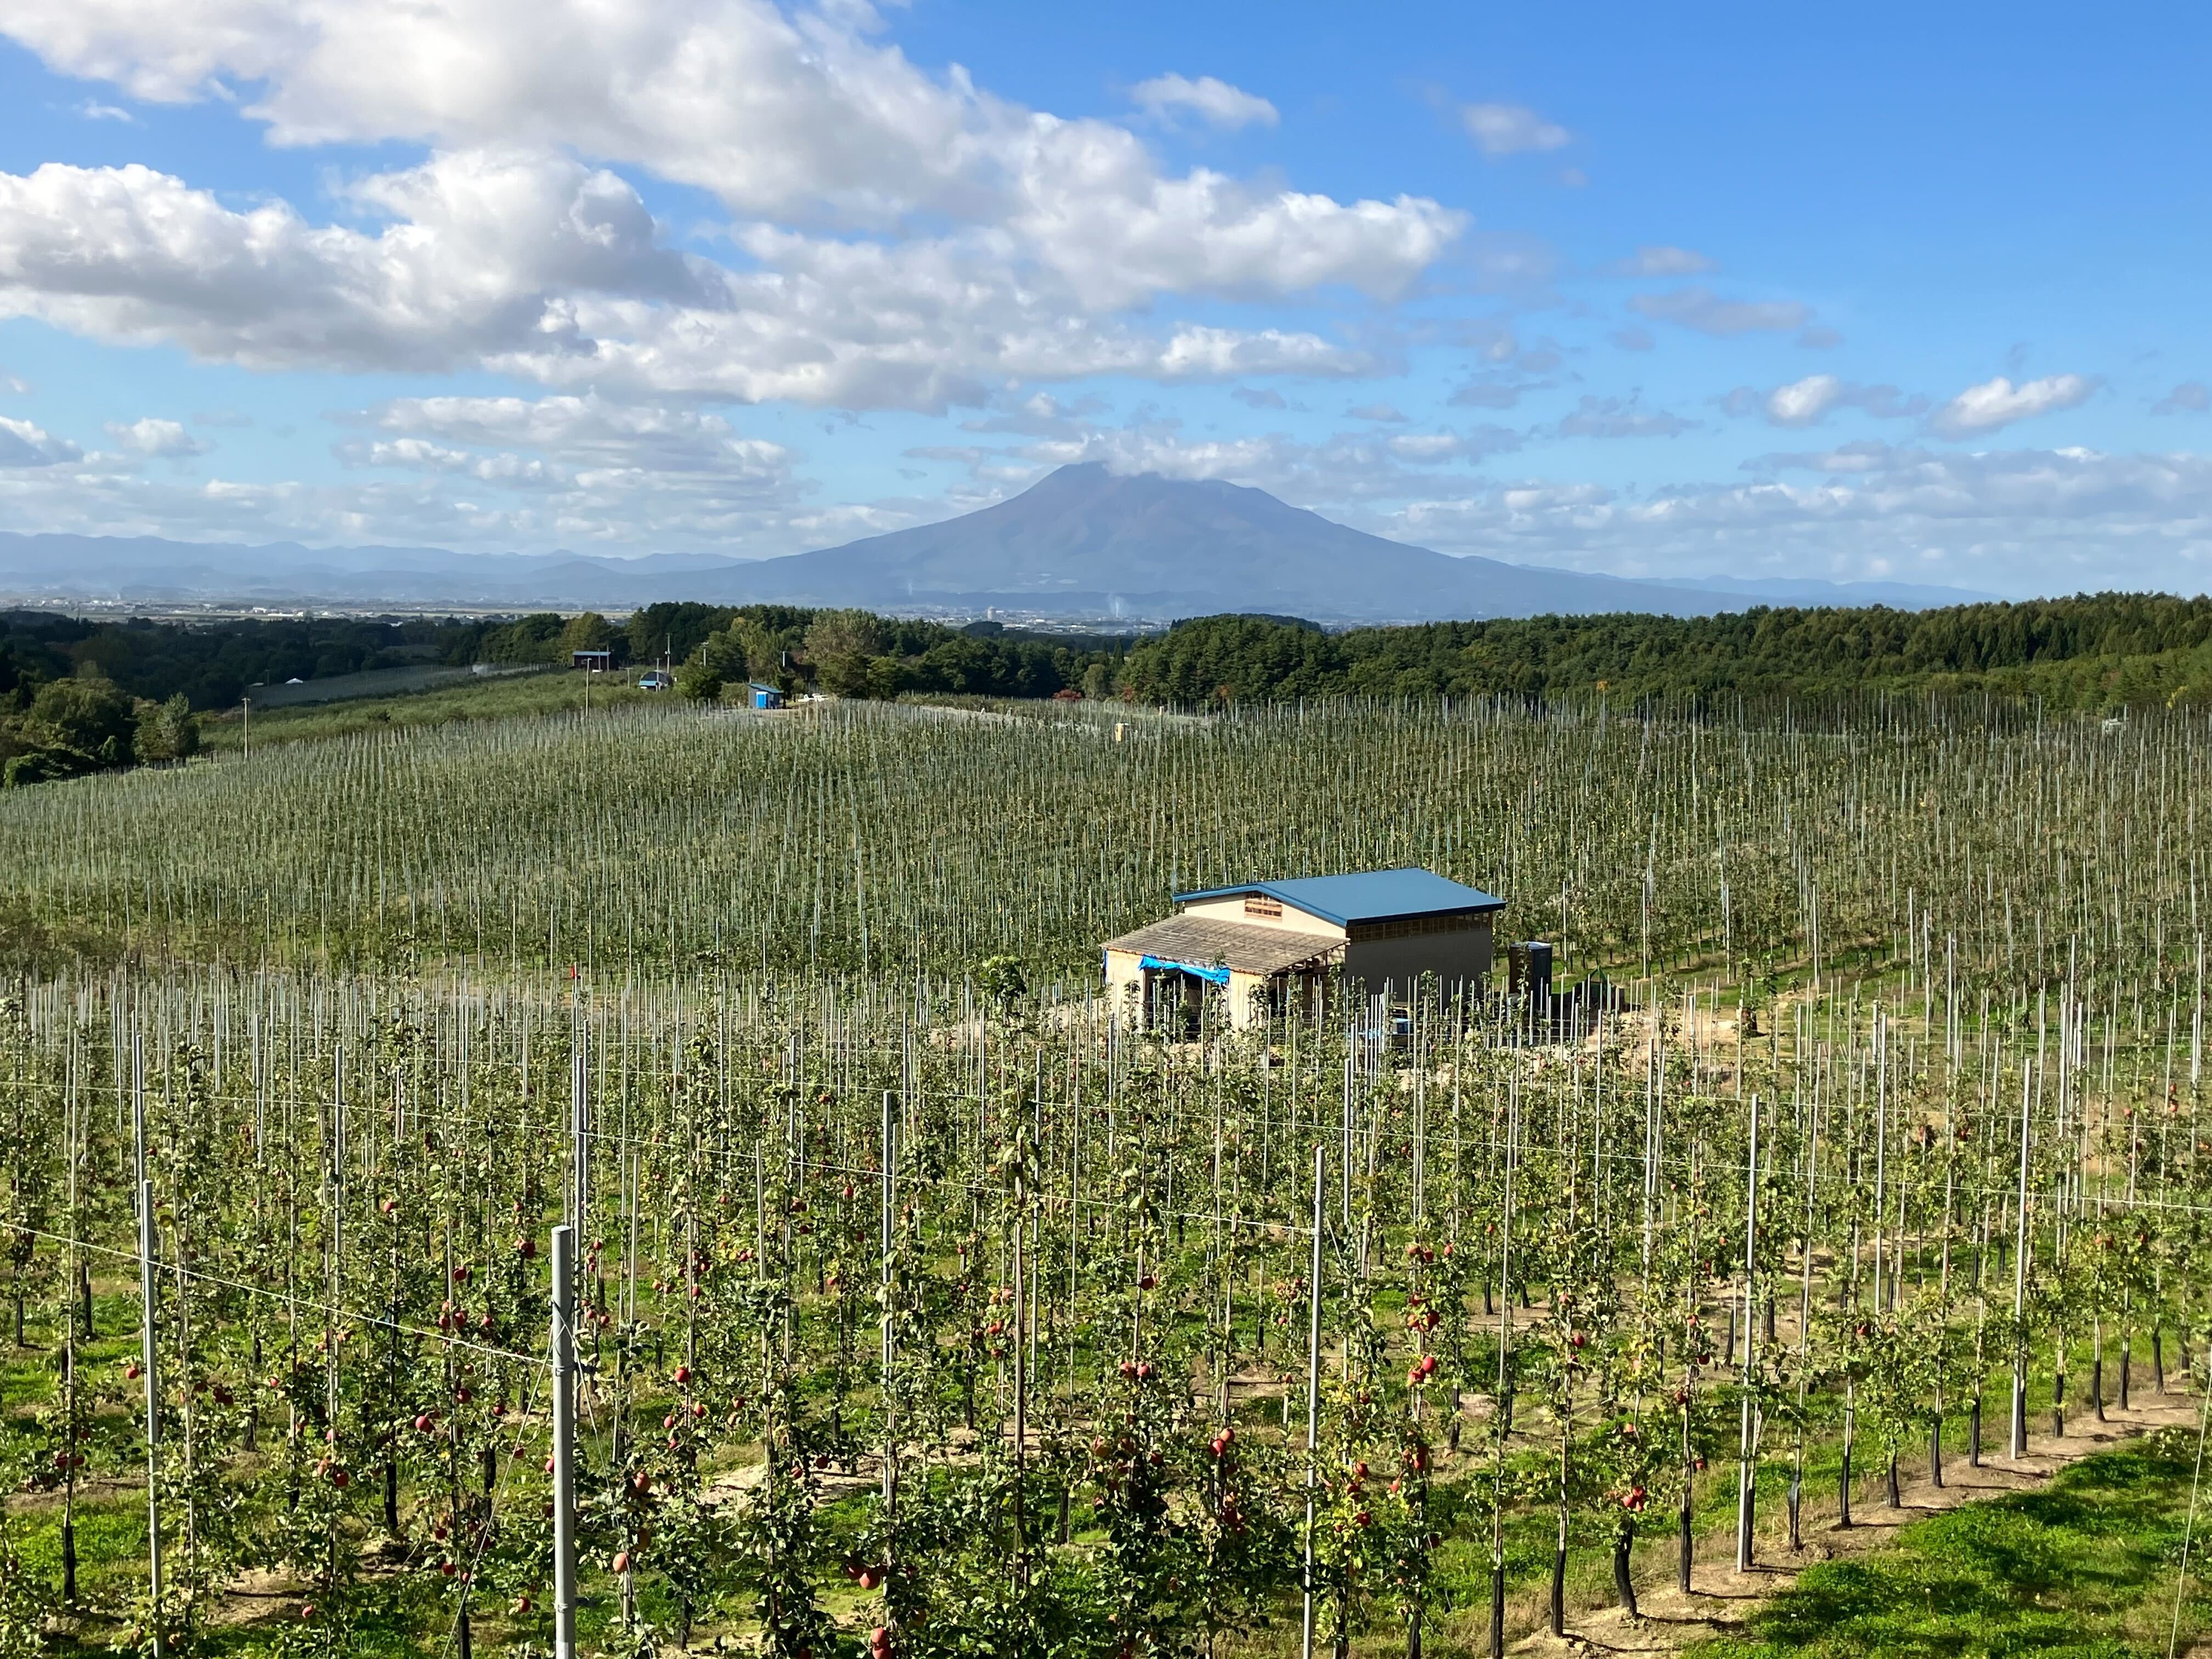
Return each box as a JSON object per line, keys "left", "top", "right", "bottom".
{"left": 1139, "top": 954, "right": 1231, "bottom": 986}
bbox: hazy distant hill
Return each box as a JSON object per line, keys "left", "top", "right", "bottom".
{"left": 0, "top": 465, "right": 1996, "bottom": 619}
{"left": 668, "top": 464, "right": 1743, "bottom": 620}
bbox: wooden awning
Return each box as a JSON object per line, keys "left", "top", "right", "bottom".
{"left": 1103, "top": 916, "right": 1341, "bottom": 977}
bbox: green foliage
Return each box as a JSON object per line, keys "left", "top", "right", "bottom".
{"left": 1119, "top": 594, "right": 2212, "bottom": 710}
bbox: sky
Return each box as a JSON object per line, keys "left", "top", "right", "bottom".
{"left": 0, "top": 0, "right": 2208, "bottom": 596}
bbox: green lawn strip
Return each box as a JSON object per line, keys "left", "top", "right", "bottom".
{"left": 197, "top": 672, "right": 680, "bottom": 750}
{"left": 1692, "top": 1427, "right": 2212, "bottom": 1659}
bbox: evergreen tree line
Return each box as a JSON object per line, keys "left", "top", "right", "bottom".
{"left": 1113, "top": 595, "right": 2212, "bottom": 709}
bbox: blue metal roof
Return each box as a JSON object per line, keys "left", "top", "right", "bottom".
{"left": 1173, "top": 867, "right": 1505, "bottom": 927}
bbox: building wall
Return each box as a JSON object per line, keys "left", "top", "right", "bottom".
{"left": 1178, "top": 895, "right": 1347, "bottom": 941}
{"left": 1104, "top": 949, "right": 1146, "bottom": 1017}
{"left": 1340, "top": 916, "right": 1494, "bottom": 996}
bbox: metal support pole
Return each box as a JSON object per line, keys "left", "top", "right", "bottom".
{"left": 1736, "top": 1096, "right": 1759, "bottom": 1572}
{"left": 1300, "top": 1144, "right": 1324, "bottom": 1659}
{"left": 881, "top": 1090, "right": 896, "bottom": 1510}
{"left": 138, "top": 1177, "right": 163, "bottom": 1655}
{"left": 2010, "top": 1064, "right": 2034, "bottom": 1459}
{"left": 551, "top": 1224, "right": 579, "bottom": 1659}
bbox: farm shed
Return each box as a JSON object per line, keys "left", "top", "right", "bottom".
{"left": 571, "top": 649, "right": 613, "bottom": 671}
{"left": 749, "top": 682, "right": 786, "bottom": 710}
{"left": 1102, "top": 867, "right": 1505, "bottom": 1029}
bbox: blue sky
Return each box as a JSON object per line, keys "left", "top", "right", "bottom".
{"left": 0, "top": 0, "right": 2207, "bottom": 595}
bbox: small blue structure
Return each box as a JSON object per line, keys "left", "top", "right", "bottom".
{"left": 749, "top": 682, "right": 785, "bottom": 710}
{"left": 637, "top": 668, "right": 674, "bottom": 691}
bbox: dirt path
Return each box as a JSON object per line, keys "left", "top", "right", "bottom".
{"left": 1507, "top": 1392, "right": 2203, "bottom": 1657}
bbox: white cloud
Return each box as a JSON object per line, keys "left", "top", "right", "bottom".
{"left": 1379, "top": 443, "right": 2212, "bottom": 595}
{"left": 1741, "top": 439, "right": 1900, "bottom": 475}
{"left": 1461, "top": 103, "right": 1570, "bottom": 157}
{"left": 363, "top": 392, "right": 792, "bottom": 479}
{"left": 1346, "top": 402, "right": 1407, "bottom": 422}
{"left": 0, "top": 152, "right": 708, "bottom": 373}
{"left": 1928, "top": 373, "right": 2096, "bottom": 438}
{"left": 1762, "top": 375, "right": 1843, "bottom": 425}
{"left": 1130, "top": 73, "right": 1277, "bottom": 131}
{"left": 0, "top": 415, "right": 79, "bottom": 466}
{"left": 1629, "top": 286, "right": 1812, "bottom": 336}
{"left": 1553, "top": 394, "right": 1696, "bottom": 440}
{"left": 0, "top": 0, "right": 1452, "bottom": 303}
{"left": 1607, "top": 245, "right": 1714, "bottom": 277}
{"left": 105, "top": 416, "right": 210, "bottom": 457}
{"left": 77, "top": 100, "right": 136, "bottom": 122}
{"left": 1750, "top": 375, "right": 1925, "bottom": 428}
{"left": 1387, "top": 431, "right": 1474, "bottom": 461}
{"left": 2152, "top": 381, "right": 2208, "bottom": 416}
{"left": 984, "top": 418, "right": 1521, "bottom": 504}
{"left": 0, "top": 151, "right": 1415, "bottom": 408}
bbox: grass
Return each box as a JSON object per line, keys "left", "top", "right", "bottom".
{"left": 1694, "top": 1426, "right": 2212, "bottom": 1659}
{"left": 196, "top": 669, "right": 686, "bottom": 750}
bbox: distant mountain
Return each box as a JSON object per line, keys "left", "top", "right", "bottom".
{"left": 0, "top": 466, "right": 1997, "bottom": 620}
{"left": 665, "top": 465, "right": 1747, "bottom": 621}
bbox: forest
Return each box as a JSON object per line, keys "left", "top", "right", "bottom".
{"left": 1111, "top": 596, "right": 2212, "bottom": 710}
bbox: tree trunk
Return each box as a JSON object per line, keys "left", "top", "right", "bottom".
{"left": 1885, "top": 1454, "right": 1900, "bottom": 1508}
{"left": 1786, "top": 1466, "right": 1802, "bottom": 1550}
{"left": 1613, "top": 1522, "right": 1639, "bottom": 1617}
{"left": 1928, "top": 1418, "right": 1943, "bottom": 1489}
{"left": 2119, "top": 1339, "right": 2131, "bottom": 1411}
{"left": 1968, "top": 1396, "right": 1981, "bottom": 1468}
{"left": 1838, "top": 1437, "right": 1853, "bottom": 1528}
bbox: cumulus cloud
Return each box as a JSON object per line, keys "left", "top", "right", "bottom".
{"left": 0, "top": 151, "right": 1409, "bottom": 408}
{"left": 1552, "top": 394, "right": 1696, "bottom": 440}
{"left": 1746, "top": 375, "right": 1926, "bottom": 428}
{"left": 1461, "top": 102, "right": 1570, "bottom": 157}
{"left": 1346, "top": 402, "right": 1407, "bottom": 422}
{"left": 105, "top": 416, "right": 209, "bottom": 457}
{"left": 0, "top": 2, "right": 1466, "bottom": 410}
{"left": 1927, "top": 373, "right": 2096, "bottom": 438}
{"left": 1629, "top": 286, "right": 1812, "bottom": 337}
{"left": 1130, "top": 73, "right": 1277, "bottom": 130}
{"left": 0, "top": 415, "right": 80, "bottom": 466}
{"left": 0, "top": 0, "right": 1454, "bottom": 294}
{"left": 2153, "top": 381, "right": 2209, "bottom": 416}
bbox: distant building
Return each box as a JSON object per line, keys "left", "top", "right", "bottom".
{"left": 749, "top": 683, "right": 785, "bottom": 709}
{"left": 572, "top": 649, "right": 613, "bottom": 671}
{"left": 1103, "top": 867, "right": 1505, "bottom": 1029}
{"left": 637, "top": 668, "right": 674, "bottom": 691}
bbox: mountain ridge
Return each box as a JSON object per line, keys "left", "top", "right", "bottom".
{"left": 0, "top": 465, "right": 2000, "bottom": 618}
